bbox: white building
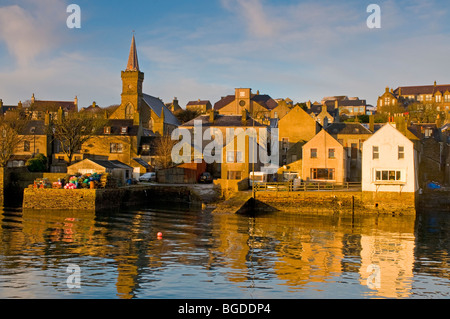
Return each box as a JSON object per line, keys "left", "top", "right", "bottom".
{"left": 362, "top": 123, "right": 419, "bottom": 193}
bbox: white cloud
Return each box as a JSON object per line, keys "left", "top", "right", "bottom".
{"left": 0, "top": 0, "right": 67, "bottom": 68}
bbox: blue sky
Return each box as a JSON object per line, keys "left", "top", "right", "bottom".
{"left": 1, "top": 0, "right": 450, "bottom": 109}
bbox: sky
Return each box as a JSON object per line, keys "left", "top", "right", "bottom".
{"left": 1, "top": 0, "right": 450, "bottom": 109}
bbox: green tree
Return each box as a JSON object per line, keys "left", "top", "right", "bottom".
{"left": 174, "top": 109, "right": 201, "bottom": 124}
{"left": 26, "top": 154, "right": 47, "bottom": 172}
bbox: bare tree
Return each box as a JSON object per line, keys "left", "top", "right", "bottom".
{"left": 49, "top": 112, "right": 108, "bottom": 165}
{"left": 408, "top": 102, "right": 444, "bottom": 123}
{"left": 0, "top": 116, "right": 29, "bottom": 167}
{"left": 154, "top": 135, "right": 177, "bottom": 169}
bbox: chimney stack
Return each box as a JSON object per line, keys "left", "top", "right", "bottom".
{"left": 369, "top": 115, "right": 374, "bottom": 132}
{"left": 45, "top": 111, "right": 50, "bottom": 126}
{"left": 209, "top": 110, "right": 215, "bottom": 124}
{"left": 242, "top": 109, "right": 247, "bottom": 125}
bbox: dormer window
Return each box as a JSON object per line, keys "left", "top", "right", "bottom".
{"left": 30, "top": 127, "right": 36, "bottom": 134}
{"left": 104, "top": 127, "right": 111, "bottom": 134}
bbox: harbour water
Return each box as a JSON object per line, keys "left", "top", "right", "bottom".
{"left": 0, "top": 205, "right": 448, "bottom": 299}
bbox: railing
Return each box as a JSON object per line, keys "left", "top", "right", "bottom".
{"left": 253, "top": 181, "right": 362, "bottom": 192}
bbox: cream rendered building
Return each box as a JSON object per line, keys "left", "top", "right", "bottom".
{"left": 362, "top": 123, "right": 419, "bottom": 193}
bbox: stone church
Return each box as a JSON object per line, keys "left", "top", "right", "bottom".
{"left": 109, "top": 35, "right": 180, "bottom": 136}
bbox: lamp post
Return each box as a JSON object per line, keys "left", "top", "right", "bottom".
{"left": 251, "top": 109, "right": 269, "bottom": 199}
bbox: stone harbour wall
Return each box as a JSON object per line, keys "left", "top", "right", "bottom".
{"left": 253, "top": 191, "right": 418, "bottom": 215}
{"left": 22, "top": 185, "right": 203, "bottom": 211}
{"left": 23, "top": 189, "right": 99, "bottom": 210}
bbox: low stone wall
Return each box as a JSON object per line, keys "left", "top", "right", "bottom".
{"left": 253, "top": 190, "right": 417, "bottom": 215}
{"left": 23, "top": 189, "right": 99, "bottom": 210}
{"left": 417, "top": 190, "right": 450, "bottom": 212}
{"left": 22, "top": 184, "right": 203, "bottom": 211}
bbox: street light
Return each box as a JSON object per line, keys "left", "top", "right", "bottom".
{"left": 251, "top": 109, "right": 270, "bottom": 199}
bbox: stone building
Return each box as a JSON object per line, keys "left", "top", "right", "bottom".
{"left": 9, "top": 118, "right": 52, "bottom": 168}
{"left": 213, "top": 88, "right": 278, "bottom": 119}
{"left": 325, "top": 122, "right": 373, "bottom": 182}
{"left": 277, "top": 105, "right": 321, "bottom": 171}
{"left": 305, "top": 100, "right": 339, "bottom": 127}
{"left": 377, "top": 82, "right": 450, "bottom": 114}
{"left": 186, "top": 99, "right": 212, "bottom": 114}
{"left": 180, "top": 110, "right": 267, "bottom": 179}
{"left": 109, "top": 35, "right": 180, "bottom": 136}
{"left": 270, "top": 99, "right": 292, "bottom": 120}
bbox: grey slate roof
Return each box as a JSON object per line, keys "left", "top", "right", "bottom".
{"left": 325, "top": 122, "right": 372, "bottom": 135}
{"left": 142, "top": 94, "right": 180, "bottom": 126}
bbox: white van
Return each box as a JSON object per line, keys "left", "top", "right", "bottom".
{"left": 249, "top": 172, "right": 267, "bottom": 187}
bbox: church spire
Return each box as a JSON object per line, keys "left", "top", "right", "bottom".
{"left": 126, "top": 34, "right": 140, "bottom": 71}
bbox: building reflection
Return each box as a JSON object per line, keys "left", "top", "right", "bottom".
{"left": 358, "top": 215, "right": 416, "bottom": 298}
{"left": 0, "top": 208, "right": 447, "bottom": 299}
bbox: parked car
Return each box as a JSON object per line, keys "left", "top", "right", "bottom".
{"left": 199, "top": 172, "right": 213, "bottom": 183}
{"left": 139, "top": 172, "right": 156, "bottom": 182}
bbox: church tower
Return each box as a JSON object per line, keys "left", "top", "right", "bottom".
{"left": 112, "top": 34, "right": 145, "bottom": 122}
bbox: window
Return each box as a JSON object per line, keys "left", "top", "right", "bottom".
{"left": 417, "top": 95, "right": 423, "bottom": 101}
{"left": 226, "top": 151, "right": 243, "bottom": 163}
{"left": 351, "top": 143, "right": 358, "bottom": 159}
{"left": 283, "top": 171, "right": 298, "bottom": 181}
{"left": 372, "top": 146, "right": 379, "bottom": 159}
{"left": 436, "top": 95, "right": 442, "bottom": 103}
{"left": 121, "top": 127, "right": 128, "bottom": 134}
{"left": 374, "top": 170, "right": 402, "bottom": 182}
{"left": 227, "top": 171, "right": 242, "bottom": 180}
{"left": 328, "top": 148, "right": 335, "bottom": 159}
{"left": 236, "top": 151, "right": 243, "bottom": 163}
{"left": 426, "top": 95, "right": 432, "bottom": 101}
{"left": 384, "top": 97, "right": 390, "bottom": 105}
{"left": 282, "top": 138, "right": 289, "bottom": 152}
{"left": 445, "top": 95, "right": 450, "bottom": 103}
{"left": 142, "top": 144, "right": 150, "bottom": 153}
{"left": 104, "top": 127, "right": 111, "bottom": 134}
{"left": 24, "top": 141, "right": 30, "bottom": 152}
{"left": 226, "top": 151, "right": 234, "bottom": 163}
{"left": 398, "top": 146, "right": 404, "bottom": 159}
{"left": 125, "top": 104, "right": 134, "bottom": 120}
{"left": 110, "top": 143, "right": 124, "bottom": 153}
{"left": 311, "top": 168, "right": 335, "bottom": 180}
{"left": 310, "top": 148, "right": 317, "bottom": 158}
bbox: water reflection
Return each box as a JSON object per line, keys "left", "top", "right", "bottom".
{"left": 0, "top": 207, "right": 448, "bottom": 299}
